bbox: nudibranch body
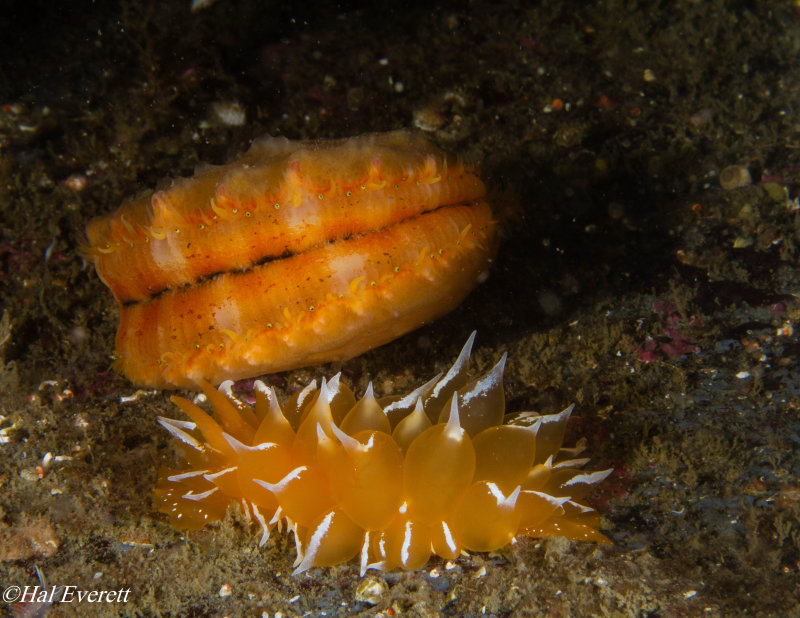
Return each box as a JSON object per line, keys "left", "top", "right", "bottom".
{"left": 85, "top": 130, "right": 496, "bottom": 389}
{"left": 155, "top": 334, "right": 612, "bottom": 575}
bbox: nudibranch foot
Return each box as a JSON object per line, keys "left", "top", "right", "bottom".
{"left": 154, "top": 333, "right": 612, "bottom": 575}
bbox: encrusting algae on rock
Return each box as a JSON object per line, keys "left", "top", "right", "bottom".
{"left": 154, "top": 333, "right": 612, "bottom": 575}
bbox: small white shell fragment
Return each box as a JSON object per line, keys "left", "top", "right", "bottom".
{"left": 719, "top": 165, "right": 752, "bottom": 190}
{"left": 355, "top": 577, "right": 388, "bottom": 606}
{"left": 211, "top": 101, "right": 246, "bottom": 127}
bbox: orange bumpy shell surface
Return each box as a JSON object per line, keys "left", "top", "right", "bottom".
{"left": 85, "top": 130, "right": 496, "bottom": 389}
{"left": 154, "top": 333, "right": 612, "bottom": 575}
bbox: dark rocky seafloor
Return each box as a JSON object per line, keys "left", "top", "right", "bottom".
{"left": 1, "top": 0, "right": 800, "bottom": 615}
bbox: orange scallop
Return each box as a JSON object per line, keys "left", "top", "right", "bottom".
{"left": 85, "top": 130, "right": 496, "bottom": 388}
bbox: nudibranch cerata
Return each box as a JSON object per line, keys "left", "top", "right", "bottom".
{"left": 85, "top": 130, "right": 496, "bottom": 389}
{"left": 154, "top": 333, "right": 612, "bottom": 575}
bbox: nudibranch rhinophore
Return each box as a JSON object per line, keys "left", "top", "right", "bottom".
{"left": 154, "top": 333, "right": 612, "bottom": 575}
{"left": 85, "top": 130, "right": 496, "bottom": 389}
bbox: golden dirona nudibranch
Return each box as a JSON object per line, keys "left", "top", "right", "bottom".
{"left": 154, "top": 333, "right": 612, "bottom": 575}
{"left": 84, "top": 130, "right": 496, "bottom": 389}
